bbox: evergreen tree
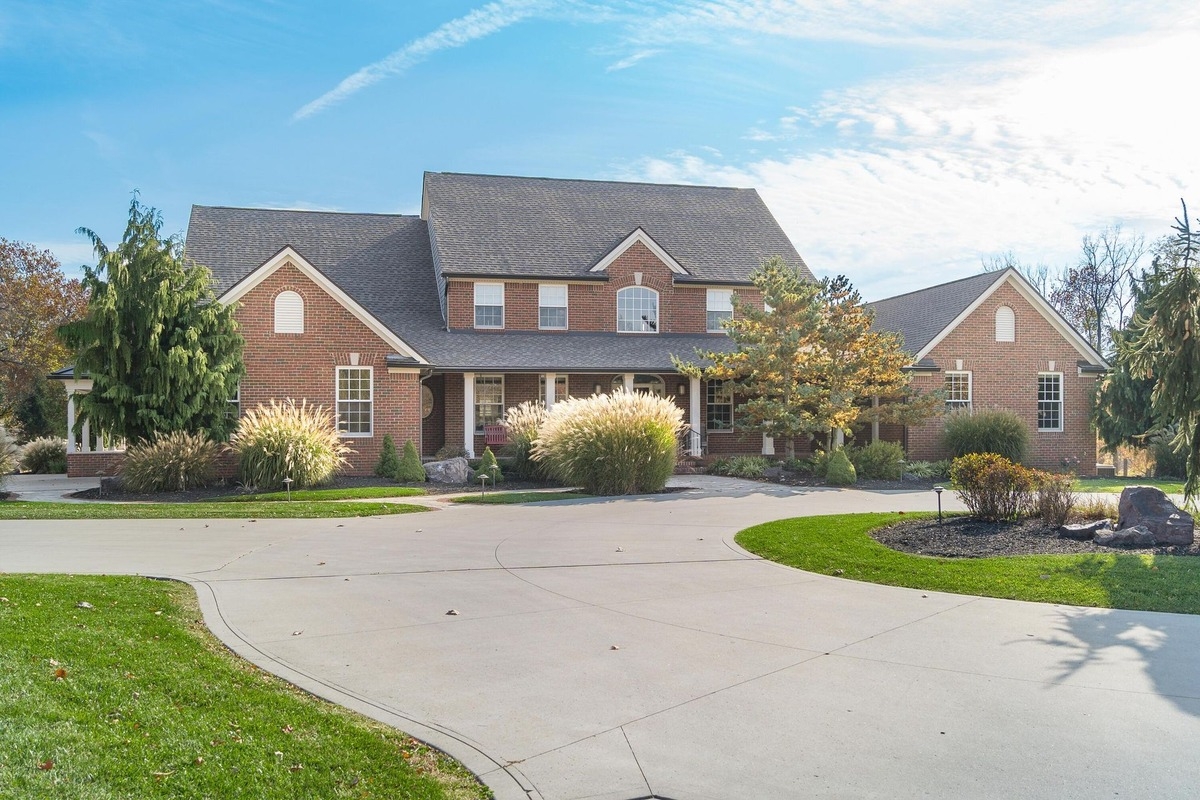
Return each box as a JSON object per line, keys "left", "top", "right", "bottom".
{"left": 473, "top": 445, "right": 503, "bottom": 483}
{"left": 676, "top": 257, "right": 940, "bottom": 459}
{"left": 59, "top": 197, "right": 244, "bottom": 443}
{"left": 375, "top": 434, "right": 401, "bottom": 478}
{"left": 1094, "top": 268, "right": 1162, "bottom": 453}
{"left": 394, "top": 439, "right": 427, "bottom": 483}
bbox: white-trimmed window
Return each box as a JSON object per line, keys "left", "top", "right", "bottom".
{"left": 474, "top": 375, "right": 504, "bottom": 432}
{"left": 538, "top": 374, "right": 568, "bottom": 403}
{"left": 336, "top": 367, "right": 373, "bottom": 436}
{"left": 707, "top": 289, "right": 734, "bottom": 332}
{"left": 274, "top": 291, "right": 304, "bottom": 333}
{"left": 474, "top": 283, "right": 504, "bottom": 329}
{"left": 995, "top": 305, "right": 1015, "bottom": 342}
{"left": 227, "top": 383, "right": 241, "bottom": 424}
{"left": 617, "top": 286, "right": 659, "bottom": 333}
{"left": 944, "top": 371, "right": 972, "bottom": 412}
{"left": 707, "top": 380, "right": 734, "bottom": 431}
{"left": 1037, "top": 373, "right": 1063, "bottom": 432}
{"left": 539, "top": 284, "right": 568, "bottom": 330}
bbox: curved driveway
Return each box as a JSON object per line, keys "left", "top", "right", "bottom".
{"left": 4, "top": 477, "right": 1200, "bottom": 799}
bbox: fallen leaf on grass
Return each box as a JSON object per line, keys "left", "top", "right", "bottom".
{"left": 37, "top": 759, "right": 54, "bottom": 771}
{"left": 76, "top": 601, "right": 93, "bottom": 609}
{"left": 289, "top": 763, "right": 303, "bottom": 772}
{"left": 54, "top": 667, "right": 67, "bottom": 680}
{"left": 281, "top": 725, "right": 294, "bottom": 734}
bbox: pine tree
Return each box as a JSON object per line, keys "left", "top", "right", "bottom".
{"left": 394, "top": 439, "right": 427, "bottom": 483}
{"left": 473, "top": 445, "right": 503, "bottom": 483}
{"left": 59, "top": 196, "right": 244, "bottom": 444}
{"left": 375, "top": 434, "right": 401, "bottom": 478}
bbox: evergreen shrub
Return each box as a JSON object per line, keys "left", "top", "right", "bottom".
{"left": 942, "top": 410, "right": 1030, "bottom": 463}
{"left": 395, "top": 440, "right": 427, "bottom": 483}
{"left": 825, "top": 448, "right": 857, "bottom": 486}
{"left": 472, "top": 446, "right": 502, "bottom": 484}
{"left": 375, "top": 435, "right": 400, "bottom": 478}
{"left": 849, "top": 441, "right": 905, "bottom": 480}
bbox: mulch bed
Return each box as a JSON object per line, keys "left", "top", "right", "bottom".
{"left": 872, "top": 515, "right": 1200, "bottom": 558}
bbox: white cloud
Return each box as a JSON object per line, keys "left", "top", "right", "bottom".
{"left": 606, "top": 48, "right": 661, "bottom": 71}
{"left": 293, "top": 0, "right": 548, "bottom": 121}
{"left": 630, "top": 25, "right": 1200, "bottom": 299}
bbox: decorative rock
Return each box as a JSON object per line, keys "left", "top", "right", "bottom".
{"left": 1095, "top": 525, "right": 1156, "bottom": 547}
{"left": 1117, "top": 486, "right": 1195, "bottom": 545}
{"left": 1058, "top": 520, "right": 1112, "bottom": 540}
{"left": 424, "top": 456, "right": 470, "bottom": 484}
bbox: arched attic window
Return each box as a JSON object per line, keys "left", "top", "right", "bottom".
{"left": 274, "top": 291, "right": 304, "bottom": 333}
{"left": 995, "top": 305, "right": 1015, "bottom": 342}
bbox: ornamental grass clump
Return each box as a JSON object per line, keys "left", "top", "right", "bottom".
{"left": 533, "top": 390, "right": 683, "bottom": 495}
{"left": 950, "top": 453, "right": 1039, "bottom": 521}
{"left": 19, "top": 436, "right": 67, "bottom": 474}
{"left": 230, "top": 400, "right": 351, "bottom": 490}
{"left": 502, "top": 400, "right": 548, "bottom": 480}
{"left": 121, "top": 431, "right": 222, "bottom": 493}
{"left": 942, "top": 409, "right": 1030, "bottom": 463}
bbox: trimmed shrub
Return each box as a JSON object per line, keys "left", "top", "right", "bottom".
{"left": 942, "top": 409, "right": 1030, "bottom": 463}
{"left": 807, "top": 450, "right": 832, "bottom": 478}
{"left": 0, "top": 425, "right": 19, "bottom": 489}
{"left": 395, "top": 439, "right": 426, "bottom": 483}
{"left": 905, "top": 459, "right": 951, "bottom": 480}
{"left": 121, "top": 431, "right": 221, "bottom": 493}
{"left": 1035, "top": 473, "right": 1076, "bottom": 528}
{"left": 502, "top": 401, "right": 548, "bottom": 480}
{"left": 472, "top": 445, "right": 503, "bottom": 484}
{"left": 375, "top": 435, "right": 401, "bottom": 478}
{"left": 950, "top": 453, "right": 1039, "bottom": 521}
{"left": 18, "top": 436, "right": 67, "bottom": 474}
{"left": 711, "top": 455, "right": 769, "bottom": 478}
{"left": 849, "top": 441, "right": 905, "bottom": 480}
{"left": 825, "top": 448, "right": 857, "bottom": 485}
{"left": 230, "top": 400, "right": 351, "bottom": 490}
{"left": 533, "top": 391, "right": 682, "bottom": 495}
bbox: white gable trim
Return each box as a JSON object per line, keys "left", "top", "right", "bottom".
{"left": 913, "top": 269, "right": 1108, "bottom": 368}
{"left": 217, "top": 247, "right": 428, "bottom": 364}
{"left": 588, "top": 228, "right": 689, "bottom": 276}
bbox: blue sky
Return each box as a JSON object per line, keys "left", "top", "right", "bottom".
{"left": 4, "top": 1, "right": 1198, "bottom": 299}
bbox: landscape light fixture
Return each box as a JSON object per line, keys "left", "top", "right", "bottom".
{"left": 933, "top": 485, "right": 944, "bottom": 524}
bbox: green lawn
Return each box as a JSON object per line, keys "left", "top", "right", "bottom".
{"left": 0, "top": 501, "right": 428, "bottom": 520}
{"left": 0, "top": 574, "right": 488, "bottom": 799}
{"left": 736, "top": 512, "right": 1200, "bottom": 614}
{"left": 1075, "top": 477, "right": 1186, "bottom": 494}
{"left": 213, "top": 486, "right": 426, "bottom": 502}
{"left": 452, "top": 491, "right": 590, "bottom": 505}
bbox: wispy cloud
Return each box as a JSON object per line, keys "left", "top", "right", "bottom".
{"left": 293, "top": 0, "right": 548, "bottom": 121}
{"left": 606, "top": 48, "right": 661, "bottom": 71}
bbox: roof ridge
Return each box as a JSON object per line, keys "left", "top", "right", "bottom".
{"left": 425, "top": 171, "right": 753, "bottom": 192}
{"left": 192, "top": 204, "right": 419, "bottom": 219}
{"left": 869, "top": 268, "right": 1006, "bottom": 305}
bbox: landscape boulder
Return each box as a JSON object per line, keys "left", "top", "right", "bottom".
{"left": 1095, "top": 525, "right": 1156, "bottom": 548}
{"left": 1058, "top": 519, "right": 1111, "bottom": 540}
{"left": 424, "top": 456, "right": 469, "bottom": 484}
{"left": 1117, "top": 486, "right": 1195, "bottom": 546}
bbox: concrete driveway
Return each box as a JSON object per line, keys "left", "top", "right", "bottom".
{"left": 3, "top": 477, "right": 1199, "bottom": 799}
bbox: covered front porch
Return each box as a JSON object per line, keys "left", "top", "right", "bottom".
{"left": 49, "top": 369, "right": 128, "bottom": 477}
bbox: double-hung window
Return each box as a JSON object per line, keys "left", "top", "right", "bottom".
{"left": 539, "top": 284, "right": 568, "bottom": 330}
{"left": 1037, "top": 373, "right": 1062, "bottom": 431}
{"left": 474, "top": 283, "right": 504, "bottom": 329}
{"left": 706, "top": 289, "right": 733, "bottom": 332}
{"left": 617, "top": 286, "right": 659, "bottom": 333}
{"left": 337, "top": 367, "right": 373, "bottom": 436}
{"left": 944, "top": 372, "right": 971, "bottom": 413}
{"left": 707, "top": 380, "right": 733, "bottom": 431}
{"left": 474, "top": 375, "right": 504, "bottom": 432}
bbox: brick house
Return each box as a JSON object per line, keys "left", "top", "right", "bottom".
{"left": 54, "top": 172, "right": 1106, "bottom": 477}
{"left": 869, "top": 269, "right": 1108, "bottom": 474}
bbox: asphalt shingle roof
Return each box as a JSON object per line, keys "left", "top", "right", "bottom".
{"left": 867, "top": 270, "right": 1005, "bottom": 356}
{"left": 422, "top": 172, "right": 812, "bottom": 283}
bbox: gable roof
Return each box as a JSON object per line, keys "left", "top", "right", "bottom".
{"left": 422, "top": 172, "right": 811, "bottom": 283}
{"left": 868, "top": 268, "right": 1108, "bottom": 367}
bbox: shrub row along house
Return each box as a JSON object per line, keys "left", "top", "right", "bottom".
{"left": 53, "top": 172, "right": 1108, "bottom": 476}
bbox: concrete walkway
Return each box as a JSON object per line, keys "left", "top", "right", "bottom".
{"left": 3, "top": 472, "right": 100, "bottom": 502}
{"left": 3, "top": 476, "right": 1198, "bottom": 799}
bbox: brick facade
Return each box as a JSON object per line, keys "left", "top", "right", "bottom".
{"left": 234, "top": 261, "right": 422, "bottom": 476}
{"left": 896, "top": 282, "right": 1100, "bottom": 474}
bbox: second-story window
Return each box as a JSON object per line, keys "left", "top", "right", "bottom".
{"left": 474, "top": 282, "right": 504, "bottom": 329}
{"left": 707, "top": 289, "right": 733, "bottom": 332}
{"left": 539, "top": 284, "right": 568, "bottom": 329}
{"left": 617, "top": 286, "right": 658, "bottom": 333}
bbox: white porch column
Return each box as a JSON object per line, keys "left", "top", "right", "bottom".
{"left": 835, "top": 429, "right": 845, "bottom": 448}
{"left": 543, "top": 372, "right": 556, "bottom": 409}
{"left": 871, "top": 395, "right": 880, "bottom": 444}
{"left": 689, "top": 376, "right": 701, "bottom": 456}
{"left": 623, "top": 373, "right": 635, "bottom": 393}
{"left": 462, "top": 372, "right": 476, "bottom": 458}
{"left": 81, "top": 417, "right": 92, "bottom": 453}
{"left": 66, "top": 393, "right": 77, "bottom": 454}
{"left": 762, "top": 434, "right": 775, "bottom": 456}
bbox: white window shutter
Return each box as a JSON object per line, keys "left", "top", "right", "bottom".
{"left": 995, "top": 305, "right": 1015, "bottom": 342}
{"left": 274, "top": 291, "right": 304, "bottom": 333}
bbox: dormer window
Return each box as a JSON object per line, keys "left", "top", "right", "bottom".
{"left": 474, "top": 282, "right": 504, "bottom": 329}
{"left": 707, "top": 289, "right": 733, "bottom": 332}
{"left": 274, "top": 291, "right": 304, "bottom": 333}
{"left": 617, "top": 286, "right": 658, "bottom": 333}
